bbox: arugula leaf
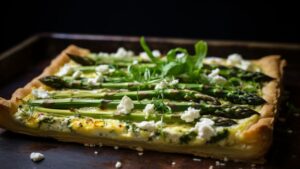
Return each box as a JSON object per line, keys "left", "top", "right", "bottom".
{"left": 194, "top": 41, "right": 207, "bottom": 69}
{"left": 140, "top": 37, "right": 159, "bottom": 63}
{"left": 162, "top": 62, "right": 184, "bottom": 77}
{"left": 166, "top": 48, "right": 189, "bottom": 62}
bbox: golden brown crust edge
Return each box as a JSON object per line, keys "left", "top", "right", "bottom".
{"left": 0, "top": 45, "right": 286, "bottom": 163}
{"left": 0, "top": 45, "right": 90, "bottom": 129}
{"left": 240, "top": 55, "right": 286, "bottom": 160}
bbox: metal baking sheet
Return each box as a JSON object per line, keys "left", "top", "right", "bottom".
{"left": 0, "top": 33, "right": 300, "bottom": 169}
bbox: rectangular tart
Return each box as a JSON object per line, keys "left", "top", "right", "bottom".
{"left": 0, "top": 39, "right": 286, "bottom": 163}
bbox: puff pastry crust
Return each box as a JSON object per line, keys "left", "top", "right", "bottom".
{"left": 0, "top": 45, "right": 286, "bottom": 163}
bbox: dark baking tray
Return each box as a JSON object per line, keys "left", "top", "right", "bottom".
{"left": 0, "top": 33, "right": 300, "bottom": 169}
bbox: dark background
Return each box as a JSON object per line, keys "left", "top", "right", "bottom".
{"left": 0, "top": 1, "right": 299, "bottom": 53}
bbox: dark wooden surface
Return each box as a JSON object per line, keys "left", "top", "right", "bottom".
{"left": 0, "top": 33, "right": 300, "bottom": 169}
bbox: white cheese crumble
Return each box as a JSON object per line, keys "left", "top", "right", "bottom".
{"left": 155, "top": 80, "right": 169, "bottom": 90}
{"left": 132, "top": 60, "right": 139, "bottom": 65}
{"left": 191, "top": 118, "right": 216, "bottom": 140}
{"left": 57, "top": 64, "right": 74, "bottom": 76}
{"left": 98, "top": 47, "right": 134, "bottom": 59}
{"left": 227, "top": 53, "right": 242, "bottom": 65}
{"left": 87, "top": 73, "right": 104, "bottom": 85}
{"left": 207, "top": 68, "right": 227, "bottom": 84}
{"left": 32, "top": 89, "right": 49, "bottom": 99}
{"left": 227, "top": 53, "right": 252, "bottom": 70}
{"left": 114, "top": 146, "right": 119, "bottom": 150}
{"left": 95, "top": 65, "right": 110, "bottom": 74}
{"left": 180, "top": 107, "right": 200, "bottom": 123}
{"left": 152, "top": 50, "right": 161, "bottom": 57}
{"left": 140, "top": 50, "right": 161, "bottom": 61}
{"left": 115, "top": 161, "right": 122, "bottom": 168}
{"left": 114, "top": 47, "right": 134, "bottom": 58}
{"left": 143, "top": 104, "right": 155, "bottom": 119}
{"left": 176, "top": 53, "right": 185, "bottom": 59}
{"left": 30, "top": 152, "right": 45, "bottom": 162}
{"left": 116, "top": 96, "right": 134, "bottom": 115}
{"left": 239, "top": 60, "right": 251, "bottom": 70}
{"left": 72, "top": 70, "right": 82, "bottom": 79}
{"left": 135, "top": 121, "right": 156, "bottom": 131}
{"left": 135, "top": 120, "right": 163, "bottom": 131}
{"left": 169, "top": 79, "right": 179, "bottom": 86}
{"left": 204, "top": 57, "right": 224, "bottom": 64}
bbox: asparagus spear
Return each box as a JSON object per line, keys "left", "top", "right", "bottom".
{"left": 203, "top": 64, "right": 273, "bottom": 82}
{"left": 40, "top": 76, "right": 265, "bottom": 105}
{"left": 75, "top": 64, "right": 156, "bottom": 73}
{"left": 68, "top": 53, "right": 271, "bottom": 82}
{"left": 48, "top": 89, "right": 220, "bottom": 105}
{"left": 67, "top": 53, "right": 96, "bottom": 66}
{"left": 67, "top": 53, "right": 150, "bottom": 66}
{"left": 29, "top": 98, "right": 202, "bottom": 111}
{"left": 33, "top": 107, "right": 237, "bottom": 126}
{"left": 29, "top": 98, "right": 258, "bottom": 119}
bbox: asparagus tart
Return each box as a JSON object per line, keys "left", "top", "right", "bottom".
{"left": 0, "top": 38, "right": 285, "bottom": 163}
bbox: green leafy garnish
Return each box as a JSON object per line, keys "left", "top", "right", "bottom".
{"left": 140, "top": 37, "right": 159, "bottom": 63}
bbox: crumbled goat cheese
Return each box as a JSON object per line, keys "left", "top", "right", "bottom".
{"left": 135, "top": 120, "right": 163, "bottom": 131}
{"left": 98, "top": 47, "right": 134, "bottom": 59}
{"left": 140, "top": 50, "right": 161, "bottom": 61}
{"left": 176, "top": 53, "right": 185, "bottom": 59}
{"left": 114, "top": 47, "right": 134, "bottom": 58}
{"left": 115, "top": 161, "right": 122, "bottom": 168}
{"left": 204, "top": 57, "right": 224, "bottom": 64}
{"left": 170, "top": 79, "right": 179, "bottom": 86}
{"left": 98, "top": 52, "right": 110, "bottom": 57}
{"left": 227, "top": 53, "right": 243, "bottom": 65}
{"left": 96, "top": 65, "right": 110, "bottom": 74}
{"left": 116, "top": 96, "right": 134, "bottom": 115}
{"left": 143, "top": 104, "right": 155, "bottom": 118}
{"left": 172, "top": 161, "right": 176, "bottom": 166}
{"left": 87, "top": 73, "right": 104, "bottom": 85}
{"left": 138, "top": 152, "right": 144, "bottom": 156}
{"left": 239, "top": 60, "right": 251, "bottom": 70}
{"left": 208, "top": 68, "right": 227, "bottom": 84}
{"left": 114, "top": 146, "right": 119, "bottom": 150}
{"left": 135, "top": 121, "right": 156, "bottom": 131}
{"left": 180, "top": 107, "right": 200, "bottom": 123}
{"left": 155, "top": 80, "right": 169, "bottom": 90}
{"left": 72, "top": 70, "right": 82, "bottom": 79}
{"left": 152, "top": 50, "right": 161, "bottom": 57}
{"left": 57, "top": 64, "right": 74, "bottom": 76}
{"left": 94, "top": 151, "right": 98, "bottom": 155}
{"left": 227, "top": 53, "right": 253, "bottom": 70}
{"left": 132, "top": 60, "right": 139, "bottom": 65}
{"left": 30, "top": 152, "right": 45, "bottom": 162}
{"left": 32, "top": 89, "right": 49, "bottom": 99}
{"left": 191, "top": 118, "right": 216, "bottom": 140}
